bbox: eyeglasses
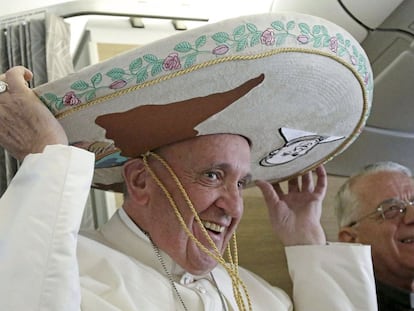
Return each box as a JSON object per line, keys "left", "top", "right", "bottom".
{"left": 349, "top": 198, "right": 414, "bottom": 226}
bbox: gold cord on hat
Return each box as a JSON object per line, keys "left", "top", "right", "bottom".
{"left": 142, "top": 151, "right": 252, "bottom": 311}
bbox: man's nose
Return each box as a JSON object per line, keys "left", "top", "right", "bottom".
{"left": 403, "top": 202, "right": 414, "bottom": 224}
{"left": 216, "top": 184, "right": 243, "bottom": 217}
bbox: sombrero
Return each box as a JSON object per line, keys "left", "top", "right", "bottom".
{"left": 34, "top": 12, "right": 373, "bottom": 192}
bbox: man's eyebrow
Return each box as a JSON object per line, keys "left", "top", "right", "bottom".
{"left": 207, "top": 163, "right": 252, "bottom": 180}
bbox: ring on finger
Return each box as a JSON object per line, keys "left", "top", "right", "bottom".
{"left": 0, "top": 80, "right": 8, "bottom": 93}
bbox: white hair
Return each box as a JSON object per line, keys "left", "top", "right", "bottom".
{"left": 334, "top": 161, "right": 412, "bottom": 227}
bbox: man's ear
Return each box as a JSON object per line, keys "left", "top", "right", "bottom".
{"left": 123, "top": 158, "right": 150, "bottom": 205}
{"left": 338, "top": 227, "right": 358, "bottom": 243}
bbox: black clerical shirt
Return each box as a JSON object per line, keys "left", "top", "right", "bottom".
{"left": 376, "top": 280, "right": 414, "bottom": 311}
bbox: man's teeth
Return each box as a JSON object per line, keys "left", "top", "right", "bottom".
{"left": 202, "top": 221, "right": 224, "bottom": 233}
{"left": 401, "top": 238, "right": 414, "bottom": 243}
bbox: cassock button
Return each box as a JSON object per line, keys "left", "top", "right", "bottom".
{"left": 195, "top": 285, "right": 206, "bottom": 294}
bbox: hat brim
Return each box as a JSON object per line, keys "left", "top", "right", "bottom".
{"left": 34, "top": 12, "right": 373, "bottom": 192}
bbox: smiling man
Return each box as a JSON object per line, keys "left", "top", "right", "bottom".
{"left": 335, "top": 161, "right": 414, "bottom": 311}
{"left": 121, "top": 134, "right": 251, "bottom": 276}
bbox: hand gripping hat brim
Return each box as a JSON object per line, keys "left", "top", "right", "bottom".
{"left": 34, "top": 12, "right": 373, "bottom": 192}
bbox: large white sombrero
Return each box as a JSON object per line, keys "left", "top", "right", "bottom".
{"left": 34, "top": 12, "right": 373, "bottom": 192}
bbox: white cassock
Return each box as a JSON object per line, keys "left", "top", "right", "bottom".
{"left": 0, "top": 145, "right": 378, "bottom": 311}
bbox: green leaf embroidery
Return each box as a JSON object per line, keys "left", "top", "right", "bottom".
{"left": 233, "top": 25, "right": 246, "bottom": 39}
{"left": 286, "top": 21, "right": 295, "bottom": 31}
{"left": 85, "top": 90, "right": 96, "bottom": 101}
{"left": 136, "top": 67, "right": 148, "bottom": 83}
{"left": 151, "top": 62, "right": 163, "bottom": 76}
{"left": 143, "top": 54, "right": 159, "bottom": 64}
{"left": 236, "top": 38, "right": 248, "bottom": 52}
{"left": 250, "top": 33, "right": 261, "bottom": 47}
{"left": 271, "top": 21, "right": 284, "bottom": 31}
{"left": 299, "top": 23, "right": 311, "bottom": 34}
{"left": 212, "top": 32, "right": 230, "bottom": 43}
{"left": 106, "top": 68, "right": 125, "bottom": 80}
{"left": 184, "top": 54, "right": 197, "bottom": 68}
{"left": 312, "top": 25, "right": 321, "bottom": 35}
{"left": 246, "top": 23, "right": 258, "bottom": 33}
{"left": 336, "top": 33, "right": 344, "bottom": 44}
{"left": 130, "top": 58, "right": 143, "bottom": 73}
{"left": 338, "top": 46, "right": 347, "bottom": 57}
{"left": 174, "top": 41, "right": 193, "bottom": 53}
{"left": 71, "top": 80, "right": 89, "bottom": 91}
{"left": 44, "top": 93, "right": 58, "bottom": 101}
{"left": 195, "top": 35, "right": 207, "bottom": 49}
{"left": 314, "top": 36, "right": 322, "bottom": 48}
{"left": 323, "top": 35, "right": 331, "bottom": 47}
{"left": 55, "top": 99, "right": 64, "bottom": 110}
{"left": 91, "top": 73, "right": 102, "bottom": 87}
{"left": 352, "top": 46, "right": 359, "bottom": 57}
{"left": 275, "top": 33, "right": 288, "bottom": 46}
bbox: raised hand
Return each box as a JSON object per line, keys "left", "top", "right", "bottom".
{"left": 256, "top": 165, "right": 327, "bottom": 246}
{"left": 0, "top": 66, "right": 68, "bottom": 160}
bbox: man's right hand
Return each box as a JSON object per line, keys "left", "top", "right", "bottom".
{"left": 256, "top": 165, "right": 328, "bottom": 246}
{"left": 0, "top": 66, "right": 68, "bottom": 160}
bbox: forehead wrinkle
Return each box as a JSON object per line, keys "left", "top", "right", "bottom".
{"left": 355, "top": 172, "right": 414, "bottom": 210}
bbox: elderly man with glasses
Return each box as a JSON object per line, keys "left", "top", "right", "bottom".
{"left": 335, "top": 161, "right": 414, "bottom": 311}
